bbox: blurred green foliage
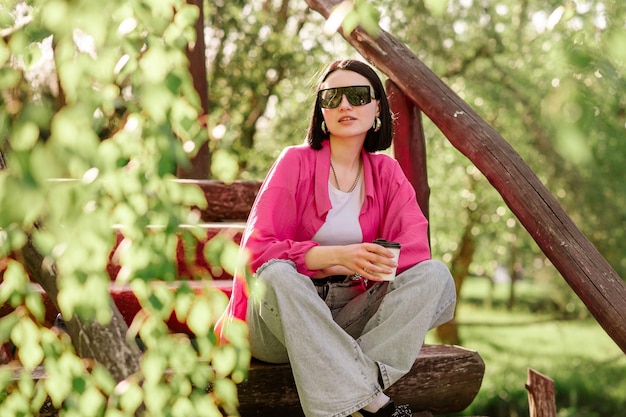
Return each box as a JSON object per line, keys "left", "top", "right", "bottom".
{"left": 436, "top": 277, "right": 626, "bottom": 417}
{"left": 1, "top": 0, "right": 248, "bottom": 415}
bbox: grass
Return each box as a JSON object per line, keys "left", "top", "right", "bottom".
{"left": 428, "top": 277, "right": 626, "bottom": 417}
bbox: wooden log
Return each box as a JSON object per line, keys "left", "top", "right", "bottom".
{"left": 304, "top": 0, "right": 626, "bottom": 355}
{"left": 526, "top": 368, "right": 557, "bottom": 417}
{"left": 176, "top": 179, "right": 260, "bottom": 222}
{"left": 236, "top": 345, "right": 484, "bottom": 416}
{"left": 10, "top": 345, "right": 483, "bottom": 417}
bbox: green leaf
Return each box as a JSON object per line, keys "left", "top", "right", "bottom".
{"left": 186, "top": 297, "right": 213, "bottom": 336}
{"left": 0, "top": 67, "right": 21, "bottom": 91}
{"left": 355, "top": 1, "right": 380, "bottom": 37}
{"left": 0, "top": 313, "right": 19, "bottom": 342}
{"left": 211, "top": 346, "right": 237, "bottom": 378}
{"left": 424, "top": 0, "right": 449, "bottom": 17}
{"left": 324, "top": 1, "right": 354, "bottom": 34}
{"left": 210, "top": 149, "right": 238, "bottom": 183}
{"left": 0, "top": 260, "right": 28, "bottom": 306}
{"left": 139, "top": 83, "right": 173, "bottom": 123}
{"left": 41, "top": 0, "right": 71, "bottom": 35}
{"left": 91, "top": 364, "right": 116, "bottom": 396}
{"left": 78, "top": 385, "right": 106, "bottom": 416}
{"left": 12, "top": 319, "right": 43, "bottom": 370}
{"left": 171, "top": 396, "right": 195, "bottom": 417}
{"left": 25, "top": 292, "right": 45, "bottom": 324}
{"left": 117, "top": 379, "right": 144, "bottom": 414}
{"left": 219, "top": 237, "right": 245, "bottom": 277}
{"left": 139, "top": 45, "right": 171, "bottom": 84}
{"left": 9, "top": 121, "right": 39, "bottom": 152}
{"left": 211, "top": 378, "right": 238, "bottom": 408}
{"left": 174, "top": 283, "right": 194, "bottom": 322}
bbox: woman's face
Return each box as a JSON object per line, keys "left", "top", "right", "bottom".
{"left": 319, "top": 69, "right": 379, "bottom": 141}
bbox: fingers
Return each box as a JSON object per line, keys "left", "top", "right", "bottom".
{"left": 355, "top": 243, "right": 396, "bottom": 281}
{"left": 358, "top": 262, "right": 390, "bottom": 281}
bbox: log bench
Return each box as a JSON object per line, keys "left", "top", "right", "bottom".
{"left": 1, "top": 181, "right": 485, "bottom": 415}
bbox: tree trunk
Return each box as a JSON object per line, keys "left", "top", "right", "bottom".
{"left": 305, "top": 0, "right": 626, "bottom": 355}
{"left": 437, "top": 218, "right": 475, "bottom": 345}
{"left": 19, "top": 239, "right": 142, "bottom": 383}
{"left": 178, "top": 0, "right": 211, "bottom": 179}
{"left": 1, "top": 149, "right": 142, "bottom": 381}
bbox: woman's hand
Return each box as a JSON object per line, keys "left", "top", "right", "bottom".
{"left": 336, "top": 243, "right": 396, "bottom": 281}
{"left": 305, "top": 243, "right": 397, "bottom": 282}
{"left": 311, "top": 265, "right": 353, "bottom": 279}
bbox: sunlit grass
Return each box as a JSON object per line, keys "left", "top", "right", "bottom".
{"left": 430, "top": 277, "right": 626, "bottom": 417}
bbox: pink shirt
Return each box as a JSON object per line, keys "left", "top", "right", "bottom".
{"left": 219, "top": 141, "right": 431, "bottom": 323}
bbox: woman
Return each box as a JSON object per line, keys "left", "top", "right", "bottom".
{"left": 218, "top": 59, "right": 456, "bottom": 417}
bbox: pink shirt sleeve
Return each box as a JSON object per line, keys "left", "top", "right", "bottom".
{"left": 241, "top": 149, "right": 320, "bottom": 277}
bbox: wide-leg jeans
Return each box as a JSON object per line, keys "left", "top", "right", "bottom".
{"left": 246, "top": 259, "right": 457, "bottom": 417}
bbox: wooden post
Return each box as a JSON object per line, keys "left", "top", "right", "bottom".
{"left": 386, "top": 80, "right": 430, "bottom": 228}
{"left": 526, "top": 368, "right": 557, "bottom": 417}
{"left": 179, "top": 0, "right": 210, "bottom": 179}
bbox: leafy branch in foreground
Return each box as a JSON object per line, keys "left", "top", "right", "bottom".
{"left": 1, "top": 1, "right": 249, "bottom": 415}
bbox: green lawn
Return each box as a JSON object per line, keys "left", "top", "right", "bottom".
{"left": 428, "top": 277, "right": 626, "bottom": 417}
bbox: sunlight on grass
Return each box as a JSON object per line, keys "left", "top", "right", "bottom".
{"left": 429, "top": 277, "right": 626, "bottom": 417}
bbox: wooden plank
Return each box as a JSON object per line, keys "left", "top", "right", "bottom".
{"left": 236, "top": 345, "right": 484, "bottom": 416}
{"left": 304, "top": 0, "right": 626, "bottom": 355}
{"left": 175, "top": 179, "right": 260, "bottom": 222}
{"left": 526, "top": 368, "right": 557, "bottom": 417}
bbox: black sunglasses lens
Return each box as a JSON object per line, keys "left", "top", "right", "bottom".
{"left": 319, "top": 86, "right": 372, "bottom": 108}
{"left": 345, "top": 86, "right": 371, "bottom": 106}
{"left": 319, "top": 88, "right": 342, "bottom": 109}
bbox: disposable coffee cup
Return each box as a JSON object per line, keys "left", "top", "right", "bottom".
{"left": 372, "top": 238, "right": 401, "bottom": 281}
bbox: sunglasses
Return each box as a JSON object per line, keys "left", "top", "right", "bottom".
{"left": 318, "top": 85, "right": 375, "bottom": 109}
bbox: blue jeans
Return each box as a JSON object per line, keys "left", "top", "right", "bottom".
{"left": 246, "top": 259, "right": 456, "bottom": 417}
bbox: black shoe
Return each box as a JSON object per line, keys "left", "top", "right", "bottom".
{"left": 353, "top": 400, "right": 413, "bottom": 417}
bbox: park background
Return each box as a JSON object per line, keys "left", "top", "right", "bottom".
{"left": 202, "top": 2, "right": 626, "bottom": 413}
{"left": 1, "top": 0, "right": 625, "bottom": 416}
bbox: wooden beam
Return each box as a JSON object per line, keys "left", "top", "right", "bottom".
{"left": 304, "top": 0, "right": 626, "bottom": 354}
{"left": 387, "top": 80, "right": 430, "bottom": 236}
{"left": 175, "top": 180, "right": 260, "bottom": 222}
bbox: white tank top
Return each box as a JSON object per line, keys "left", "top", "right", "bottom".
{"left": 312, "top": 176, "right": 363, "bottom": 245}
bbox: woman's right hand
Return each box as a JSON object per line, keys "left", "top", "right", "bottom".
{"left": 336, "top": 243, "right": 396, "bottom": 281}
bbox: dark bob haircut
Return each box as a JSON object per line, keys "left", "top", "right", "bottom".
{"left": 306, "top": 59, "right": 393, "bottom": 152}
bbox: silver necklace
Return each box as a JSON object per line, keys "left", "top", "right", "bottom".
{"left": 330, "top": 158, "right": 362, "bottom": 193}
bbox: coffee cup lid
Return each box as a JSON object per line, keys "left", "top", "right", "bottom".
{"left": 373, "top": 238, "right": 401, "bottom": 249}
